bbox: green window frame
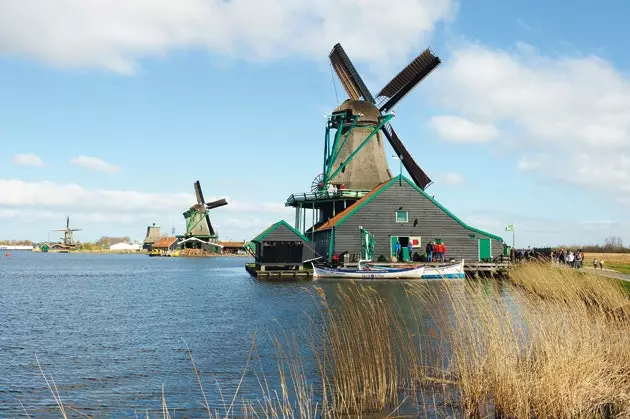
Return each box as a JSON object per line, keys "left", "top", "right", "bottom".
{"left": 395, "top": 210, "right": 408, "bottom": 223}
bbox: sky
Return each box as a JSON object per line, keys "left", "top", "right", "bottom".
{"left": 1, "top": 0, "right": 629, "bottom": 247}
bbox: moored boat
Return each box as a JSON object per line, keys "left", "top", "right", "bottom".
{"left": 421, "top": 259, "right": 465, "bottom": 279}
{"left": 312, "top": 263, "right": 425, "bottom": 280}
{"left": 365, "top": 259, "right": 466, "bottom": 280}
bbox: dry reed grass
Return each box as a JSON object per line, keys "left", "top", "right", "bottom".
{"left": 421, "top": 263, "right": 630, "bottom": 418}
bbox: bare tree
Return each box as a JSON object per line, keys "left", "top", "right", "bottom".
{"left": 604, "top": 236, "right": 624, "bottom": 250}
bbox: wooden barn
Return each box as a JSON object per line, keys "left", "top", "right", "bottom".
{"left": 312, "top": 175, "right": 503, "bottom": 262}
{"left": 250, "top": 220, "right": 319, "bottom": 270}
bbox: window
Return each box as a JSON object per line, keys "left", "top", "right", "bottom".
{"left": 395, "top": 210, "right": 408, "bottom": 223}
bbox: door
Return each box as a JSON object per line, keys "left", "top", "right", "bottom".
{"left": 390, "top": 236, "right": 398, "bottom": 260}
{"left": 399, "top": 237, "right": 410, "bottom": 261}
{"left": 479, "top": 238, "right": 491, "bottom": 261}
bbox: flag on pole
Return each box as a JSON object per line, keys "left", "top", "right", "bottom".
{"left": 505, "top": 224, "right": 514, "bottom": 232}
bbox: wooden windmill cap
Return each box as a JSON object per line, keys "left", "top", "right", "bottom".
{"left": 334, "top": 100, "right": 381, "bottom": 124}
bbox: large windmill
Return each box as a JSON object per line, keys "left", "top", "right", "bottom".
{"left": 321, "top": 43, "right": 440, "bottom": 191}
{"left": 182, "top": 181, "right": 227, "bottom": 242}
{"left": 54, "top": 216, "right": 81, "bottom": 246}
{"left": 286, "top": 42, "right": 441, "bottom": 235}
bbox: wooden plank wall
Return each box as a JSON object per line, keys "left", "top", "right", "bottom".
{"left": 330, "top": 182, "right": 503, "bottom": 261}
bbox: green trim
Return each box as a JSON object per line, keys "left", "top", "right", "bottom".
{"left": 251, "top": 219, "right": 311, "bottom": 243}
{"left": 320, "top": 175, "right": 504, "bottom": 242}
{"left": 328, "top": 228, "right": 335, "bottom": 260}
{"left": 327, "top": 114, "right": 394, "bottom": 183}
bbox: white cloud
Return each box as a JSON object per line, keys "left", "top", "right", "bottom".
{"left": 0, "top": 0, "right": 455, "bottom": 74}
{"left": 12, "top": 153, "right": 44, "bottom": 167}
{"left": 462, "top": 212, "right": 630, "bottom": 248}
{"left": 70, "top": 155, "right": 120, "bottom": 173}
{"left": 429, "top": 115, "right": 499, "bottom": 142}
{"left": 432, "top": 42, "right": 630, "bottom": 206}
{"left": 0, "top": 179, "right": 292, "bottom": 240}
{"left": 435, "top": 172, "right": 467, "bottom": 186}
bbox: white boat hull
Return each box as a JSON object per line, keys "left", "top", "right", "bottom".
{"left": 312, "top": 264, "right": 425, "bottom": 280}
{"left": 365, "top": 259, "right": 466, "bottom": 280}
{"left": 421, "top": 259, "right": 465, "bottom": 279}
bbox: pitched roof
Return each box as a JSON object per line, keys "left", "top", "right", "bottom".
{"left": 251, "top": 220, "right": 310, "bottom": 243}
{"left": 152, "top": 237, "right": 178, "bottom": 248}
{"left": 219, "top": 241, "right": 245, "bottom": 248}
{"left": 316, "top": 175, "right": 503, "bottom": 242}
{"left": 316, "top": 178, "right": 393, "bottom": 231}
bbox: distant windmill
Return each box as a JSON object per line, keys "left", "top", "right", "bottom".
{"left": 54, "top": 216, "right": 81, "bottom": 246}
{"left": 183, "top": 181, "right": 227, "bottom": 241}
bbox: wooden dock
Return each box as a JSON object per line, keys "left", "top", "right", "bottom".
{"left": 245, "top": 261, "right": 511, "bottom": 280}
{"left": 245, "top": 263, "right": 313, "bottom": 280}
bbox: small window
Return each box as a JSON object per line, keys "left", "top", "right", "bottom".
{"left": 395, "top": 210, "right": 408, "bottom": 223}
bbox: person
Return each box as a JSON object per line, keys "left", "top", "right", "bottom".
{"left": 426, "top": 241, "right": 434, "bottom": 262}
{"left": 593, "top": 257, "right": 598, "bottom": 269}
{"left": 441, "top": 242, "right": 447, "bottom": 262}
{"left": 435, "top": 241, "right": 444, "bottom": 262}
{"left": 331, "top": 253, "right": 339, "bottom": 267}
{"left": 599, "top": 258, "right": 605, "bottom": 270}
{"left": 407, "top": 242, "right": 413, "bottom": 262}
{"left": 393, "top": 240, "right": 401, "bottom": 262}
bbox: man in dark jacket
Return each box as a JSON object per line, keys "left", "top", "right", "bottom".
{"left": 426, "top": 241, "right": 433, "bottom": 262}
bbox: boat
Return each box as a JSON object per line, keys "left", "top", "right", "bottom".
{"left": 312, "top": 226, "right": 428, "bottom": 279}
{"left": 421, "top": 259, "right": 465, "bottom": 279}
{"left": 366, "top": 259, "right": 466, "bottom": 280}
{"left": 312, "top": 263, "right": 425, "bottom": 280}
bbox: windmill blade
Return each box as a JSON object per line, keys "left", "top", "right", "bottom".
{"left": 205, "top": 214, "right": 216, "bottom": 237}
{"left": 329, "top": 43, "right": 375, "bottom": 103}
{"left": 382, "top": 124, "right": 432, "bottom": 189}
{"left": 206, "top": 198, "right": 227, "bottom": 210}
{"left": 194, "top": 181, "right": 205, "bottom": 204}
{"left": 376, "top": 48, "right": 441, "bottom": 113}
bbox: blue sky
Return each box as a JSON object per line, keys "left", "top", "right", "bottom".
{"left": 1, "top": 0, "right": 629, "bottom": 247}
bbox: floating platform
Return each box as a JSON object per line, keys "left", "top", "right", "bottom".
{"left": 246, "top": 261, "right": 511, "bottom": 280}
{"left": 245, "top": 263, "right": 312, "bottom": 280}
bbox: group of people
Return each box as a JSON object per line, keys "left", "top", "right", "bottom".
{"left": 393, "top": 240, "right": 414, "bottom": 262}
{"left": 425, "top": 240, "right": 447, "bottom": 262}
{"left": 552, "top": 249, "right": 605, "bottom": 269}
{"left": 509, "top": 247, "right": 536, "bottom": 262}
{"left": 551, "top": 249, "right": 585, "bottom": 268}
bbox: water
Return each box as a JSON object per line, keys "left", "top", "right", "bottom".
{"left": 1, "top": 252, "right": 444, "bottom": 417}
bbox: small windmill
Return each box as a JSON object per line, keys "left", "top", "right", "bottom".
{"left": 182, "top": 181, "right": 227, "bottom": 240}
{"left": 54, "top": 216, "right": 81, "bottom": 246}
{"left": 326, "top": 43, "right": 441, "bottom": 190}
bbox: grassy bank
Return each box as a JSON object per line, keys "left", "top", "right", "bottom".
{"left": 586, "top": 252, "right": 630, "bottom": 275}
{"left": 36, "top": 263, "right": 630, "bottom": 417}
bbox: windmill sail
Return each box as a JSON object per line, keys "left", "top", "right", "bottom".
{"left": 329, "top": 43, "right": 375, "bottom": 103}
{"left": 206, "top": 199, "right": 227, "bottom": 210}
{"left": 376, "top": 48, "right": 441, "bottom": 112}
{"left": 382, "top": 124, "right": 432, "bottom": 189}
{"left": 194, "top": 180, "right": 205, "bottom": 204}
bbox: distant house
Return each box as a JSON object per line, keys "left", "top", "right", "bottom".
{"left": 219, "top": 241, "right": 246, "bottom": 254}
{"left": 110, "top": 242, "right": 141, "bottom": 252}
{"left": 150, "top": 237, "right": 179, "bottom": 256}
